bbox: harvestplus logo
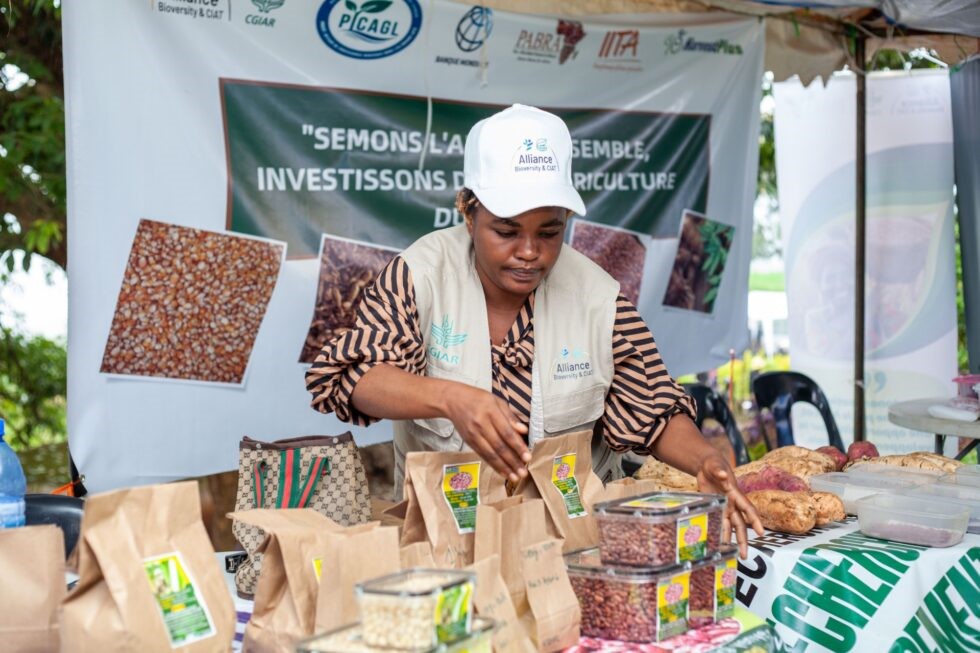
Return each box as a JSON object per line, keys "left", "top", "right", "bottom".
{"left": 664, "top": 29, "right": 743, "bottom": 56}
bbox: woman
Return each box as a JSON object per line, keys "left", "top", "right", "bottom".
{"left": 306, "top": 104, "right": 762, "bottom": 553}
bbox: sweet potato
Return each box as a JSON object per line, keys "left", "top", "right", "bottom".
{"left": 809, "top": 492, "right": 846, "bottom": 525}
{"left": 746, "top": 490, "right": 816, "bottom": 535}
{"left": 737, "top": 465, "right": 808, "bottom": 493}
{"left": 843, "top": 452, "right": 961, "bottom": 474}
{"left": 633, "top": 457, "right": 698, "bottom": 491}
{"left": 847, "top": 441, "right": 880, "bottom": 462}
{"left": 816, "top": 446, "right": 848, "bottom": 471}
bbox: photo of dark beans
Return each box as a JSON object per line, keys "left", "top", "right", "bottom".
{"left": 569, "top": 574, "right": 662, "bottom": 642}
{"left": 100, "top": 219, "right": 284, "bottom": 384}
{"left": 299, "top": 235, "right": 398, "bottom": 363}
{"left": 570, "top": 220, "right": 646, "bottom": 305}
{"left": 663, "top": 210, "right": 735, "bottom": 313}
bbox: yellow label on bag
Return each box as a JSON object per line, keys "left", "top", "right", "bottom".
{"left": 551, "top": 453, "right": 586, "bottom": 518}
{"left": 443, "top": 462, "right": 481, "bottom": 534}
{"left": 143, "top": 552, "right": 216, "bottom": 648}
{"left": 313, "top": 557, "right": 323, "bottom": 582}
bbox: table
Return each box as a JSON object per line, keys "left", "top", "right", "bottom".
{"left": 888, "top": 397, "right": 980, "bottom": 460}
{"left": 736, "top": 518, "right": 980, "bottom": 653}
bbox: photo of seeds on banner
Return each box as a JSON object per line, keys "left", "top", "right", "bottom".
{"left": 100, "top": 219, "right": 285, "bottom": 385}
{"left": 300, "top": 234, "right": 399, "bottom": 363}
{"left": 569, "top": 219, "right": 647, "bottom": 306}
{"left": 663, "top": 209, "right": 735, "bottom": 314}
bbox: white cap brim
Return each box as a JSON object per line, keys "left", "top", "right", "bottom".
{"left": 472, "top": 183, "right": 587, "bottom": 219}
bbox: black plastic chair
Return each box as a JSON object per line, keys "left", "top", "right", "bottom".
{"left": 751, "top": 371, "right": 846, "bottom": 451}
{"left": 682, "top": 383, "right": 750, "bottom": 466}
{"left": 25, "top": 494, "right": 84, "bottom": 559}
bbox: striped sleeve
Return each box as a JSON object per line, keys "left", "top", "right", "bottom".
{"left": 304, "top": 256, "right": 425, "bottom": 426}
{"left": 600, "top": 294, "right": 697, "bottom": 454}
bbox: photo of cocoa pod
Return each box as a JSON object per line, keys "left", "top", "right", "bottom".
{"left": 100, "top": 219, "right": 285, "bottom": 384}
{"left": 299, "top": 234, "right": 398, "bottom": 363}
{"left": 569, "top": 219, "right": 646, "bottom": 305}
{"left": 663, "top": 210, "right": 735, "bottom": 314}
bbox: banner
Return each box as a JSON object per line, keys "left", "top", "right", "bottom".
{"left": 774, "top": 71, "right": 958, "bottom": 454}
{"left": 737, "top": 520, "right": 980, "bottom": 652}
{"left": 63, "top": 1, "right": 762, "bottom": 491}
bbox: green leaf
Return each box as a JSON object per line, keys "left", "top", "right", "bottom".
{"left": 345, "top": 0, "right": 357, "bottom": 10}
{"left": 704, "top": 287, "right": 718, "bottom": 305}
{"left": 361, "top": 0, "right": 392, "bottom": 13}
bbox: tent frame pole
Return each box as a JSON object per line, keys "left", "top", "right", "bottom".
{"left": 854, "top": 36, "right": 867, "bottom": 443}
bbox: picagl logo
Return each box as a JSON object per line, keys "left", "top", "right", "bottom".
{"left": 455, "top": 6, "right": 493, "bottom": 52}
{"left": 316, "top": 0, "right": 423, "bottom": 60}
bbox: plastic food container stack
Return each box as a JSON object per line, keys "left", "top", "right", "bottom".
{"left": 855, "top": 493, "right": 969, "bottom": 548}
{"left": 942, "top": 465, "right": 980, "bottom": 488}
{"left": 593, "top": 492, "right": 727, "bottom": 567}
{"left": 809, "top": 472, "right": 921, "bottom": 514}
{"left": 295, "top": 617, "right": 495, "bottom": 653}
{"left": 564, "top": 548, "right": 693, "bottom": 642}
{"left": 688, "top": 546, "right": 739, "bottom": 628}
{"left": 845, "top": 463, "right": 944, "bottom": 485}
{"left": 355, "top": 569, "right": 476, "bottom": 650}
{"left": 905, "top": 482, "right": 980, "bottom": 533}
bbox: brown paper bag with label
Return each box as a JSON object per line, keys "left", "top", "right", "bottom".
{"left": 473, "top": 496, "right": 550, "bottom": 613}
{"left": 520, "top": 539, "right": 581, "bottom": 652}
{"left": 0, "top": 525, "right": 64, "bottom": 652}
{"left": 398, "top": 470, "right": 428, "bottom": 547}
{"left": 519, "top": 431, "right": 603, "bottom": 552}
{"left": 593, "top": 477, "right": 665, "bottom": 505}
{"left": 230, "top": 508, "right": 342, "bottom": 653}
{"left": 314, "top": 523, "right": 400, "bottom": 632}
{"left": 404, "top": 451, "right": 507, "bottom": 568}
{"left": 399, "top": 541, "right": 436, "bottom": 568}
{"left": 61, "top": 481, "right": 235, "bottom": 653}
{"left": 468, "top": 555, "right": 537, "bottom": 653}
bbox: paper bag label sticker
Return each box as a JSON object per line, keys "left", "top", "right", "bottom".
{"left": 143, "top": 552, "right": 216, "bottom": 648}
{"left": 551, "top": 454, "right": 586, "bottom": 519}
{"left": 434, "top": 581, "right": 474, "bottom": 643}
{"left": 443, "top": 462, "right": 481, "bottom": 534}
{"left": 715, "top": 558, "right": 736, "bottom": 620}
{"left": 656, "top": 571, "right": 690, "bottom": 641}
{"left": 313, "top": 557, "right": 323, "bottom": 582}
{"left": 677, "top": 513, "right": 707, "bottom": 562}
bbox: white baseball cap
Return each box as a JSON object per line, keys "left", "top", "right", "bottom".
{"left": 463, "top": 104, "right": 586, "bottom": 218}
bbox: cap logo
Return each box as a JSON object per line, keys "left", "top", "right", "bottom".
{"left": 512, "top": 136, "right": 559, "bottom": 174}
{"left": 536, "top": 138, "right": 548, "bottom": 152}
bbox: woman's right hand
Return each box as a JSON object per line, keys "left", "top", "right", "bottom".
{"left": 443, "top": 382, "right": 531, "bottom": 483}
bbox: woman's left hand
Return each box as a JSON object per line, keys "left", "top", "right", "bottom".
{"left": 696, "top": 453, "right": 764, "bottom": 559}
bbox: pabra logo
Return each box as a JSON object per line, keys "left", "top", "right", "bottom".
{"left": 316, "top": 0, "right": 422, "bottom": 60}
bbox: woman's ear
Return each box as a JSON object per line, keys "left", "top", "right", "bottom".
{"left": 464, "top": 210, "right": 475, "bottom": 235}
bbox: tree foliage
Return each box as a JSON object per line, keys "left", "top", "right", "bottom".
{"left": 0, "top": 323, "right": 66, "bottom": 450}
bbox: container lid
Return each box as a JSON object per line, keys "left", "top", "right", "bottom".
{"left": 904, "top": 483, "right": 980, "bottom": 520}
{"left": 297, "top": 618, "right": 495, "bottom": 653}
{"left": 956, "top": 464, "right": 980, "bottom": 478}
{"left": 594, "top": 491, "right": 724, "bottom": 517}
{"left": 357, "top": 568, "right": 474, "bottom": 597}
{"left": 810, "top": 471, "right": 919, "bottom": 493}
{"left": 564, "top": 547, "right": 690, "bottom": 579}
{"left": 940, "top": 472, "right": 980, "bottom": 488}
{"left": 855, "top": 492, "right": 969, "bottom": 520}
{"left": 846, "top": 463, "right": 943, "bottom": 484}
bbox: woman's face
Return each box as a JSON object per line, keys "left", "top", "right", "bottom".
{"left": 466, "top": 203, "right": 567, "bottom": 302}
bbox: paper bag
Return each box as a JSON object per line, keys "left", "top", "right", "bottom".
{"left": 593, "top": 477, "right": 666, "bottom": 504}
{"left": 314, "top": 522, "right": 400, "bottom": 631}
{"left": 0, "top": 525, "right": 64, "bottom": 652}
{"left": 519, "top": 431, "right": 603, "bottom": 552}
{"left": 473, "top": 496, "right": 550, "bottom": 613}
{"left": 230, "top": 508, "right": 342, "bottom": 653}
{"left": 399, "top": 541, "right": 436, "bottom": 568}
{"left": 404, "top": 451, "right": 507, "bottom": 567}
{"left": 467, "top": 555, "right": 536, "bottom": 653}
{"left": 520, "top": 539, "right": 581, "bottom": 652}
{"left": 61, "top": 481, "right": 235, "bottom": 653}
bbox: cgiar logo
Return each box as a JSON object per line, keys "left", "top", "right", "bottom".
{"left": 316, "top": 0, "right": 423, "bottom": 60}
{"left": 247, "top": 0, "right": 283, "bottom": 27}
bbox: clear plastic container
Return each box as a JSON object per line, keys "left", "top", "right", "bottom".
{"left": 904, "top": 483, "right": 980, "bottom": 533}
{"left": 565, "top": 547, "right": 691, "bottom": 642}
{"left": 688, "top": 546, "right": 738, "bottom": 628}
{"left": 809, "top": 472, "right": 920, "bottom": 514}
{"left": 856, "top": 493, "right": 968, "bottom": 547}
{"left": 296, "top": 618, "right": 495, "bottom": 653}
{"left": 355, "top": 569, "right": 475, "bottom": 649}
{"left": 594, "top": 492, "right": 726, "bottom": 567}
{"left": 942, "top": 469, "right": 980, "bottom": 488}
{"left": 845, "top": 463, "right": 944, "bottom": 485}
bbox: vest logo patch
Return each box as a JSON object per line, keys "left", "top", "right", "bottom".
{"left": 553, "top": 346, "right": 593, "bottom": 381}
{"left": 429, "top": 315, "right": 467, "bottom": 366}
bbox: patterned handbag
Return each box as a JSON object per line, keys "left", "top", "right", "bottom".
{"left": 231, "top": 433, "right": 371, "bottom": 598}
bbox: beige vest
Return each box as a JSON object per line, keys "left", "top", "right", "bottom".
{"left": 393, "top": 225, "right": 623, "bottom": 494}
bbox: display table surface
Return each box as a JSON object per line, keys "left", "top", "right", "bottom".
{"left": 736, "top": 517, "right": 980, "bottom": 653}
{"left": 888, "top": 397, "right": 980, "bottom": 457}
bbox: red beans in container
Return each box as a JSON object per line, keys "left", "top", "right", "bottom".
{"left": 688, "top": 545, "right": 738, "bottom": 628}
{"left": 594, "top": 492, "right": 727, "bottom": 567}
{"left": 564, "top": 548, "right": 691, "bottom": 642}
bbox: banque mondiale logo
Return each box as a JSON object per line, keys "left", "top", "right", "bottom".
{"left": 316, "top": 0, "right": 422, "bottom": 60}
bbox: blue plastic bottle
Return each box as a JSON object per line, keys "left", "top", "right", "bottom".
{"left": 0, "top": 419, "right": 26, "bottom": 528}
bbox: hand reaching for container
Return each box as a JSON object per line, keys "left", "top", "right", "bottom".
{"left": 696, "top": 454, "right": 765, "bottom": 558}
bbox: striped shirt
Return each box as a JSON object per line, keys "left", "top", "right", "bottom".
{"left": 305, "top": 256, "right": 695, "bottom": 454}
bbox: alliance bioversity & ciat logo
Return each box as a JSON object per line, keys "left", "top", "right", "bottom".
{"left": 316, "top": 0, "right": 423, "bottom": 60}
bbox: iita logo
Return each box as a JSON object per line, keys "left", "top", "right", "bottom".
{"left": 317, "top": 0, "right": 423, "bottom": 60}
{"left": 246, "top": 0, "right": 283, "bottom": 27}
